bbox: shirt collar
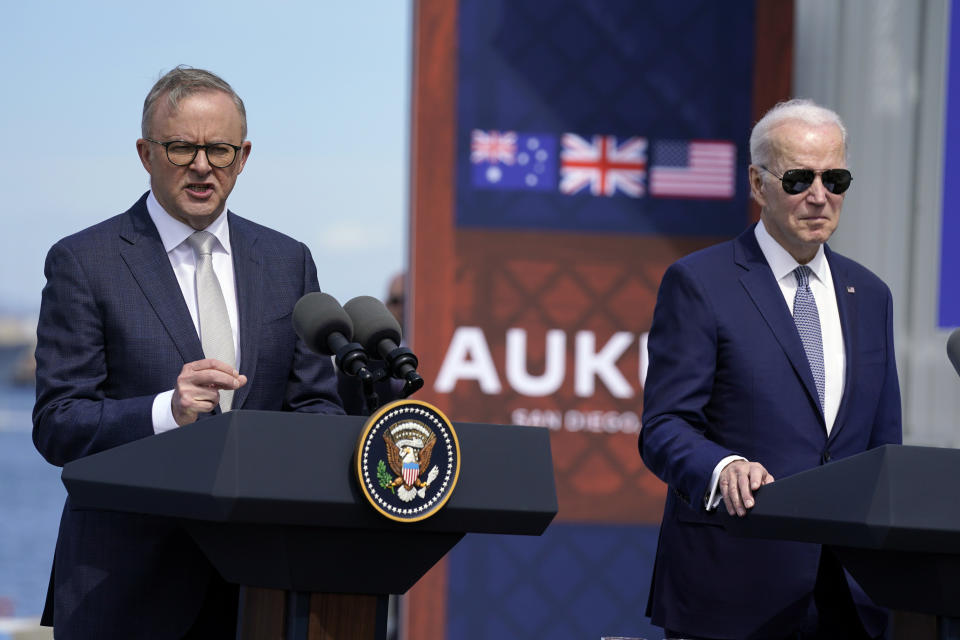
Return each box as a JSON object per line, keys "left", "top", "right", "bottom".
{"left": 754, "top": 219, "right": 827, "bottom": 284}
{"left": 146, "top": 191, "right": 232, "bottom": 255}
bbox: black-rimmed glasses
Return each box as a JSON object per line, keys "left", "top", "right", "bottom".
{"left": 759, "top": 165, "right": 852, "bottom": 195}
{"left": 145, "top": 138, "right": 242, "bottom": 168}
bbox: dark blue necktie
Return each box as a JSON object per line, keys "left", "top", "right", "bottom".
{"left": 793, "top": 266, "right": 824, "bottom": 410}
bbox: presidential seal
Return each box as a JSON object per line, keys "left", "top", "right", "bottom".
{"left": 355, "top": 399, "right": 461, "bottom": 523}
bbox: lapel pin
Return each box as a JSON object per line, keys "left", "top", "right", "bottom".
{"left": 846, "top": 286, "right": 855, "bottom": 294}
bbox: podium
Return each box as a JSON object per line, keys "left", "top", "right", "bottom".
{"left": 719, "top": 445, "right": 960, "bottom": 629}
{"left": 61, "top": 410, "right": 558, "bottom": 639}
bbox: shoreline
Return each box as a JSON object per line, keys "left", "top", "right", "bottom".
{"left": 0, "top": 617, "right": 51, "bottom": 640}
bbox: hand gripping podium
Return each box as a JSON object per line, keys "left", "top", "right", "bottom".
{"left": 719, "top": 445, "right": 960, "bottom": 625}
{"left": 60, "top": 410, "right": 558, "bottom": 640}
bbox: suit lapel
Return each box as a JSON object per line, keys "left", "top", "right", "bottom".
{"left": 734, "top": 228, "right": 826, "bottom": 426}
{"left": 827, "top": 247, "right": 856, "bottom": 442}
{"left": 118, "top": 197, "right": 204, "bottom": 365}
{"left": 229, "top": 213, "right": 262, "bottom": 410}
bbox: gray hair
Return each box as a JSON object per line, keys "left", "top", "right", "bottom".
{"left": 141, "top": 65, "right": 247, "bottom": 140}
{"left": 749, "top": 98, "right": 847, "bottom": 169}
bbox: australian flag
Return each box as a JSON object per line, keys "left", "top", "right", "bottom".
{"left": 471, "top": 129, "right": 558, "bottom": 191}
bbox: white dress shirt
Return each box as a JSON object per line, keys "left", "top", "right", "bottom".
{"left": 145, "top": 192, "right": 241, "bottom": 433}
{"left": 704, "top": 220, "right": 846, "bottom": 509}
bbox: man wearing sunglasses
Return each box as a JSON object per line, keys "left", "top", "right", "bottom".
{"left": 640, "top": 99, "right": 901, "bottom": 639}
{"left": 32, "top": 66, "right": 345, "bottom": 638}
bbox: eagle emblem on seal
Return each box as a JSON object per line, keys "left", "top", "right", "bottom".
{"left": 356, "top": 399, "right": 460, "bottom": 522}
{"left": 383, "top": 420, "right": 441, "bottom": 502}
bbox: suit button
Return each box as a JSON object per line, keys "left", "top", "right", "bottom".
{"left": 822, "top": 451, "right": 832, "bottom": 463}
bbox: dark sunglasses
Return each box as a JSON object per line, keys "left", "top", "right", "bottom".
{"left": 759, "top": 165, "right": 852, "bottom": 195}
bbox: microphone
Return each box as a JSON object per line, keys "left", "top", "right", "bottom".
{"left": 948, "top": 328, "right": 960, "bottom": 378}
{"left": 343, "top": 295, "right": 424, "bottom": 396}
{"left": 292, "top": 292, "right": 371, "bottom": 380}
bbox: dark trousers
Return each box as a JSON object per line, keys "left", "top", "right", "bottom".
{"left": 665, "top": 550, "right": 875, "bottom": 640}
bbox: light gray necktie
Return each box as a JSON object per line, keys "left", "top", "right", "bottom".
{"left": 186, "top": 231, "right": 235, "bottom": 412}
{"left": 793, "top": 265, "right": 825, "bottom": 410}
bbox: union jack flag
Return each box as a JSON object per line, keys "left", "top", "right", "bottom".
{"left": 471, "top": 130, "right": 518, "bottom": 165}
{"left": 559, "top": 134, "right": 647, "bottom": 197}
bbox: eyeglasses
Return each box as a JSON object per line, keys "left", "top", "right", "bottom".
{"left": 759, "top": 165, "right": 852, "bottom": 195}
{"left": 145, "top": 138, "right": 242, "bottom": 168}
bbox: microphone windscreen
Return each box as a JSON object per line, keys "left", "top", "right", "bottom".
{"left": 343, "top": 295, "right": 402, "bottom": 354}
{"left": 948, "top": 328, "right": 960, "bottom": 378}
{"left": 292, "top": 292, "right": 353, "bottom": 355}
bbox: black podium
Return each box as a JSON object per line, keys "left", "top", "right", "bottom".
{"left": 61, "top": 410, "right": 558, "bottom": 640}
{"left": 719, "top": 445, "right": 960, "bottom": 632}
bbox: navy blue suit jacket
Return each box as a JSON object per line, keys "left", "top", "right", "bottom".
{"left": 33, "top": 193, "right": 344, "bottom": 638}
{"left": 639, "top": 225, "right": 901, "bottom": 638}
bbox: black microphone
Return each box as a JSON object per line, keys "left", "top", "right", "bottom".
{"left": 343, "top": 295, "right": 424, "bottom": 396}
{"left": 292, "top": 292, "right": 371, "bottom": 380}
{"left": 948, "top": 328, "right": 960, "bottom": 378}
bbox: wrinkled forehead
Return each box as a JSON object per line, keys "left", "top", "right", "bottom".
{"left": 150, "top": 89, "right": 244, "bottom": 132}
{"left": 769, "top": 120, "right": 846, "bottom": 169}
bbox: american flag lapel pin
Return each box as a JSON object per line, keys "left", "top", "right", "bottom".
{"left": 846, "top": 285, "right": 855, "bottom": 294}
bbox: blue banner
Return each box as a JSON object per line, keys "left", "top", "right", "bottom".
{"left": 940, "top": 0, "right": 960, "bottom": 327}
{"left": 456, "top": 0, "right": 755, "bottom": 236}
{"left": 447, "top": 524, "right": 663, "bottom": 640}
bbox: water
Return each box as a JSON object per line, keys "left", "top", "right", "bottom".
{"left": 0, "top": 385, "right": 64, "bottom": 618}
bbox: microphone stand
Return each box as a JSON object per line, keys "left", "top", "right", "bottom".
{"left": 360, "top": 362, "right": 392, "bottom": 413}
{"left": 333, "top": 340, "right": 382, "bottom": 413}
{"left": 339, "top": 343, "right": 424, "bottom": 414}
{"left": 358, "top": 356, "right": 422, "bottom": 413}
{"left": 357, "top": 367, "right": 381, "bottom": 414}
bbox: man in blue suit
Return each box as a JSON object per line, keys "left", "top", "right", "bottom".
{"left": 33, "top": 66, "right": 344, "bottom": 638}
{"left": 640, "top": 99, "right": 901, "bottom": 639}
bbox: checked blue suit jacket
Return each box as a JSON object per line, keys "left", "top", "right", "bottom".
{"left": 33, "top": 193, "right": 344, "bottom": 639}
{"left": 639, "top": 224, "right": 901, "bottom": 639}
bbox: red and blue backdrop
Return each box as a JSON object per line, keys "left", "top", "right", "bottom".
{"left": 407, "top": 1, "right": 793, "bottom": 637}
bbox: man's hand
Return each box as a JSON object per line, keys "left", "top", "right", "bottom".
{"left": 171, "top": 359, "right": 247, "bottom": 426}
{"left": 719, "top": 459, "right": 774, "bottom": 517}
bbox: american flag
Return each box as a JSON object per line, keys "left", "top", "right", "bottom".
{"left": 649, "top": 140, "right": 736, "bottom": 199}
{"left": 559, "top": 134, "right": 647, "bottom": 197}
{"left": 471, "top": 130, "right": 518, "bottom": 165}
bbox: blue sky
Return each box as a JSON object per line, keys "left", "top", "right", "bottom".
{"left": 0, "top": 1, "right": 411, "bottom": 313}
